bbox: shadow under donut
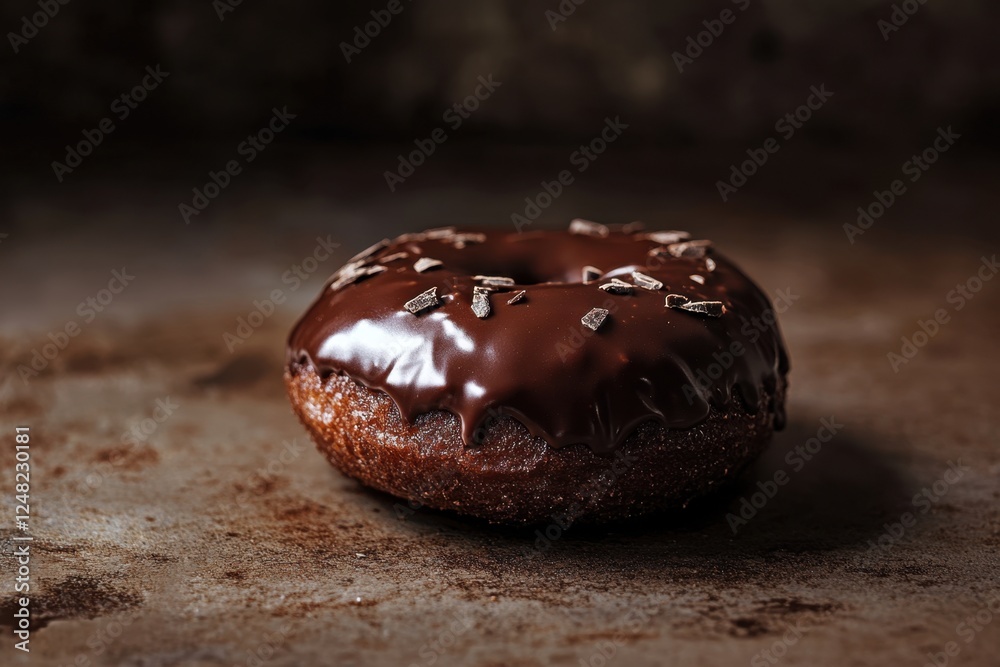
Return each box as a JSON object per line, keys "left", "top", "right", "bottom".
{"left": 360, "top": 415, "right": 913, "bottom": 561}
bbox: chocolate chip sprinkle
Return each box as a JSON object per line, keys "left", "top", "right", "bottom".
{"left": 665, "top": 294, "right": 689, "bottom": 308}
{"left": 705, "top": 257, "right": 717, "bottom": 272}
{"left": 681, "top": 300, "right": 725, "bottom": 317}
{"left": 667, "top": 240, "right": 712, "bottom": 258}
{"left": 690, "top": 274, "right": 705, "bottom": 285}
{"left": 333, "top": 260, "right": 364, "bottom": 278}
{"left": 413, "top": 257, "right": 443, "bottom": 273}
{"left": 404, "top": 287, "right": 441, "bottom": 314}
{"left": 581, "top": 307, "right": 610, "bottom": 331}
{"left": 648, "top": 246, "right": 669, "bottom": 258}
{"left": 331, "top": 263, "right": 386, "bottom": 291}
{"left": 665, "top": 294, "right": 724, "bottom": 317}
{"left": 423, "top": 226, "right": 457, "bottom": 240}
{"left": 507, "top": 290, "right": 526, "bottom": 305}
{"left": 631, "top": 271, "right": 663, "bottom": 291}
{"left": 582, "top": 266, "right": 602, "bottom": 284}
{"left": 471, "top": 286, "right": 491, "bottom": 319}
{"left": 569, "top": 219, "right": 610, "bottom": 238}
{"left": 643, "top": 230, "right": 691, "bottom": 245}
{"left": 380, "top": 252, "right": 408, "bottom": 263}
{"left": 599, "top": 278, "right": 634, "bottom": 294}
{"left": 473, "top": 275, "right": 515, "bottom": 288}
{"left": 452, "top": 232, "right": 486, "bottom": 248}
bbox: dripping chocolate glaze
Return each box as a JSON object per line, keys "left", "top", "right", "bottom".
{"left": 287, "top": 226, "right": 789, "bottom": 454}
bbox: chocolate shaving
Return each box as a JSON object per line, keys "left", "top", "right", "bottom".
{"left": 648, "top": 246, "right": 669, "bottom": 258}
{"left": 690, "top": 274, "right": 705, "bottom": 285}
{"left": 423, "top": 226, "right": 456, "bottom": 240}
{"left": 581, "top": 307, "right": 610, "bottom": 331}
{"left": 681, "top": 300, "right": 725, "bottom": 317}
{"left": 599, "top": 278, "right": 633, "bottom": 294}
{"left": 631, "top": 271, "right": 663, "bottom": 291}
{"left": 403, "top": 287, "right": 441, "bottom": 315}
{"left": 667, "top": 239, "right": 712, "bottom": 258}
{"left": 452, "top": 232, "right": 486, "bottom": 248}
{"left": 331, "top": 263, "right": 386, "bottom": 291}
{"left": 413, "top": 257, "right": 443, "bottom": 273}
{"left": 471, "top": 286, "right": 491, "bottom": 319}
{"left": 569, "top": 219, "right": 610, "bottom": 238}
{"left": 334, "top": 259, "right": 365, "bottom": 277}
{"left": 582, "top": 266, "right": 602, "bottom": 284}
{"left": 643, "top": 230, "right": 691, "bottom": 245}
{"left": 665, "top": 294, "right": 689, "bottom": 308}
{"left": 507, "top": 290, "right": 526, "bottom": 305}
{"left": 665, "top": 294, "right": 724, "bottom": 317}
{"left": 330, "top": 271, "right": 360, "bottom": 291}
{"left": 705, "top": 257, "right": 717, "bottom": 272}
{"left": 473, "top": 275, "right": 515, "bottom": 288}
{"left": 381, "top": 252, "right": 408, "bottom": 263}
{"left": 348, "top": 238, "right": 390, "bottom": 264}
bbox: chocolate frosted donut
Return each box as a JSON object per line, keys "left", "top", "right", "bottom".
{"left": 285, "top": 220, "right": 789, "bottom": 524}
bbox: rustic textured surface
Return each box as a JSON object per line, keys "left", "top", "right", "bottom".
{"left": 1, "top": 152, "right": 998, "bottom": 666}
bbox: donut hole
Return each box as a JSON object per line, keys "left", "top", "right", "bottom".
{"left": 433, "top": 235, "right": 650, "bottom": 286}
{"left": 462, "top": 260, "right": 565, "bottom": 285}
{"left": 457, "top": 259, "right": 641, "bottom": 286}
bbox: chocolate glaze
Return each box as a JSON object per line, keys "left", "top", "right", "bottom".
{"left": 287, "top": 225, "right": 789, "bottom": 454}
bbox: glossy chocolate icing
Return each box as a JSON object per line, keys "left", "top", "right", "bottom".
{"left": 287, "top": 224, "right": 789, "bottom": 454}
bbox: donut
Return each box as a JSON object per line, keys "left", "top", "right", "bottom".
{"left": 285, "top": 220, "right": 789, "bottom": 524}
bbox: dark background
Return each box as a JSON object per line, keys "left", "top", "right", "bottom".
{"left": 4, "top": 0, "right": 1000, "bottom": 147}
{"left": 2, "top": 0, "right": 999, "bottom": 237}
